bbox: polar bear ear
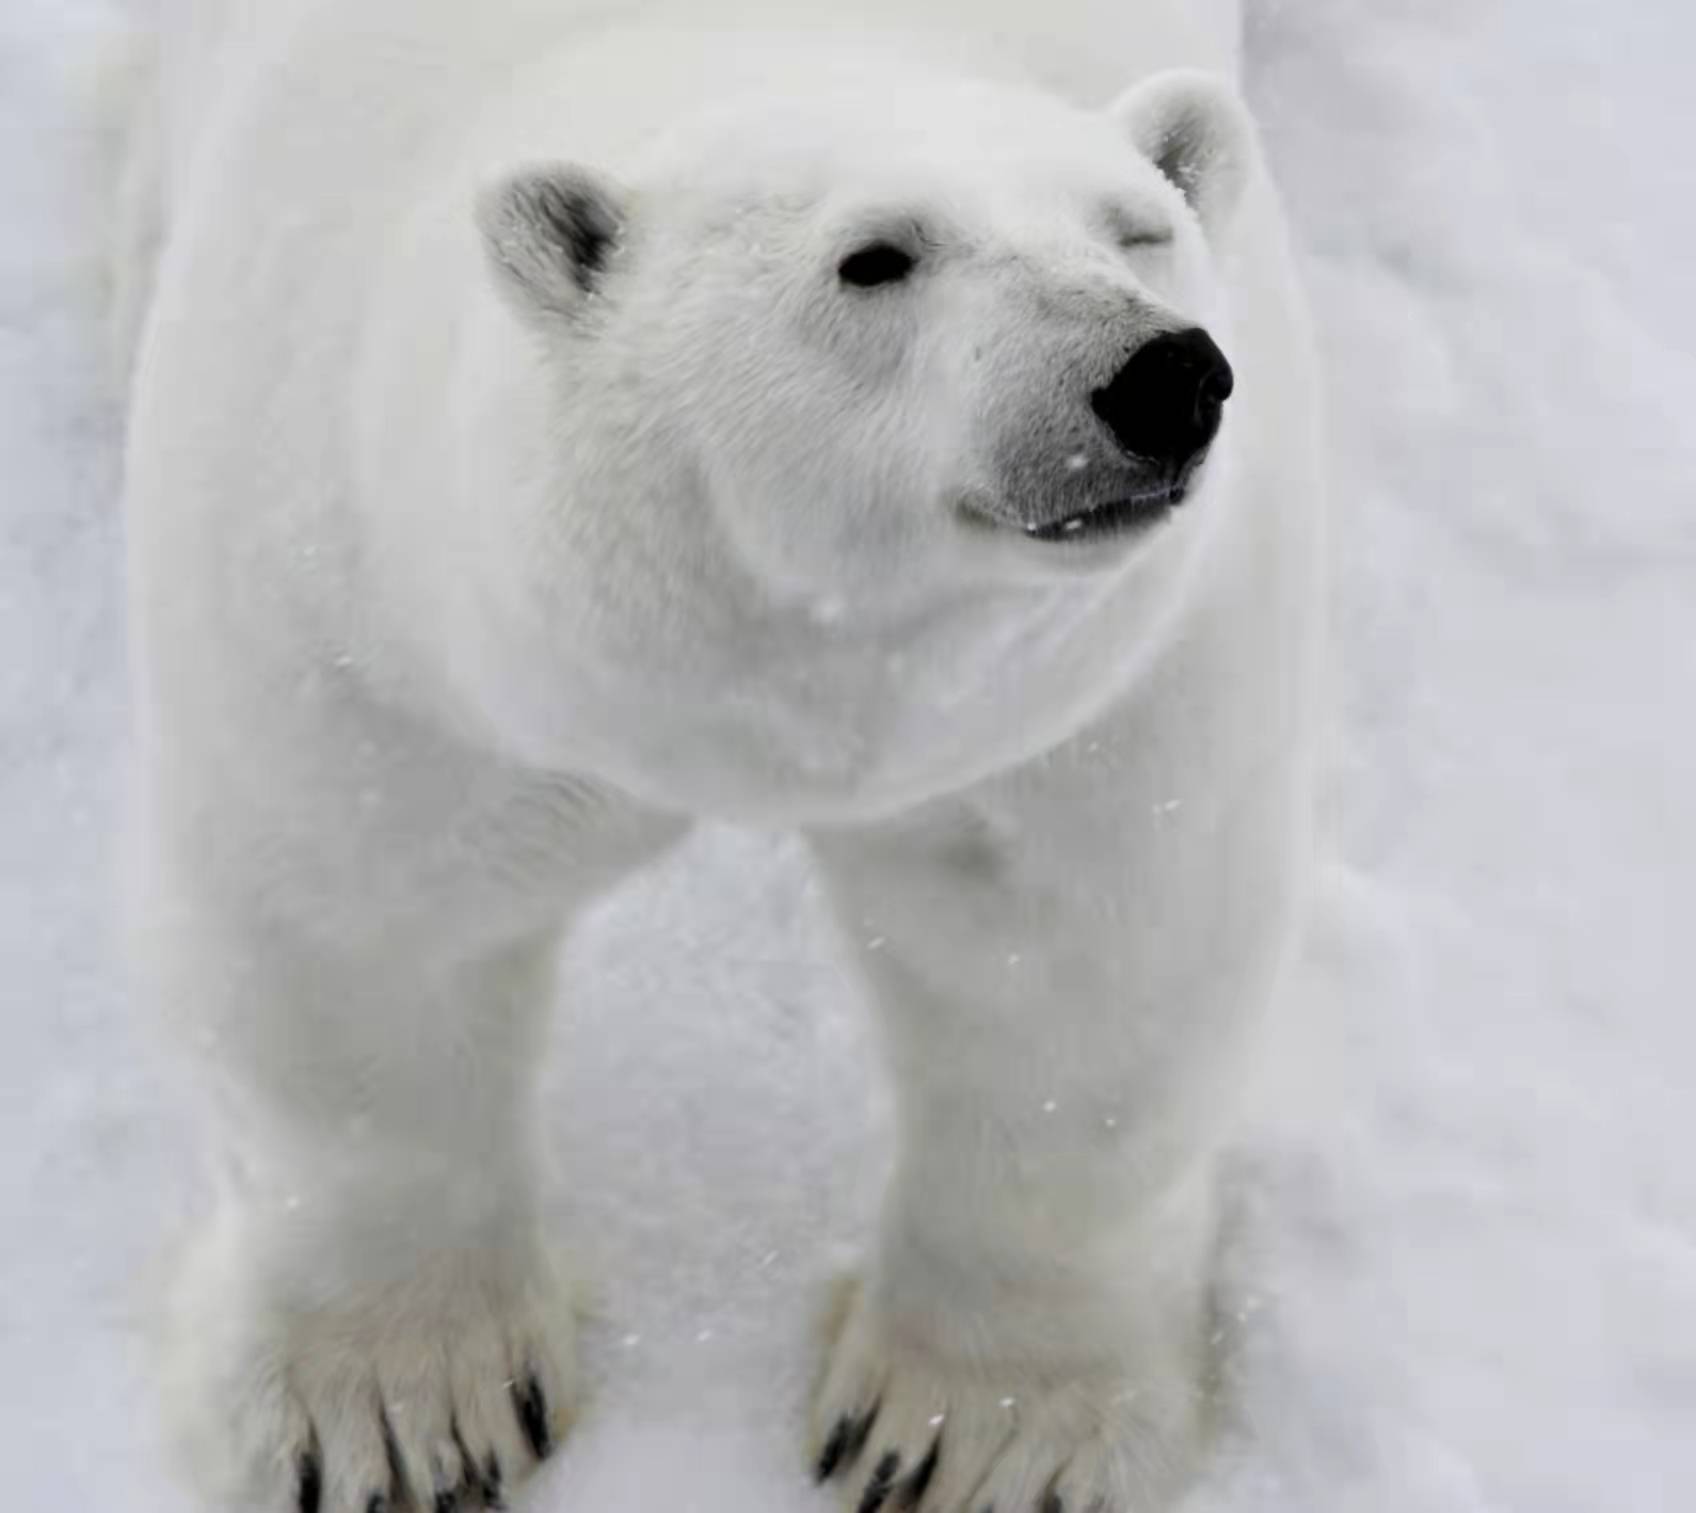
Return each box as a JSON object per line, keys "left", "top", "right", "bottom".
{"left": 476, "top": 165, "right": 629, "bottom": 319}
{"left": 1109, "top": 69, "right": 1258, "bottom": 239}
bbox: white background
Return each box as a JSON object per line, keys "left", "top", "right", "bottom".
{"left": 2, "top": 1, "right": 1692, "bottom": 1508}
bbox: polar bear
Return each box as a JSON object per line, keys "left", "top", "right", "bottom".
{"left": 122, "top": 1, "right": 1323, "bottom": 1509}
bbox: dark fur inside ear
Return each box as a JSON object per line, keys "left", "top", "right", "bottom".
{"left": 477, "top": 166, "right": 627, "bottom": 317}
{"left": 1110, "top": 70, "right": 1256, "bottom": 238}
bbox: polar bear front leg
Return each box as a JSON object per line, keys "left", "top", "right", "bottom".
{"left": 145, "top": 825, "right": 660, "bottom": 1513}
{"left": 807, "top": 721, "right": 1301, "bottom": 1512}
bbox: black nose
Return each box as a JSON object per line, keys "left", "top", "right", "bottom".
{"left": 1090, "top": 327, "right": 1234, "bottom": 473}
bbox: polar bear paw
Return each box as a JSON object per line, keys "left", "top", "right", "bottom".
{"left": 810, "top": 1278, "right": 1199, "bottom": 1513}
{"left": 163, "top": 1217, "right": 582, "bottom": 1513}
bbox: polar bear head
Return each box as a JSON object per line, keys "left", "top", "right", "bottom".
{"left": 474, "top": 66, "right": 1259, "bottom": 611}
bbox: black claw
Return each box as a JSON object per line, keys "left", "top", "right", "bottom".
{"left": 818, "top": 1403, "right": 880, "bottom": 1482}
{"left": 514, "top": 1372, "right": 553, "bottom": 1459}
{"left": 434, "top": 1492, "right": 458, "bottom": 1513}
{"left": 1041, "top": 1495, "right": 1065, "bottom": 1513}
{"left": 901, "top": 1439, "right": 940, "bottom": 1507}
{"left": 482, "top": 1451, "right": 506, "bottom": 1509}
{"left": 365, "top": 1495, "right": 389, "bottom": 1513}
{"left": 816, "top": 1418, "right": 854, "bottom": 1482}
{"left": 858, "top": 1450, "right": 902, "bottom": 1513}
{"left": 296, "top": 1453, "right": 322, "bottom": 1513}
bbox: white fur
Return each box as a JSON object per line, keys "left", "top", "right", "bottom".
{"left": 124, "top": 1, "right": 1322, "bottom": 1509}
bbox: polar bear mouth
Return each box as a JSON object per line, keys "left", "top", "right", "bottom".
{"left": 1023, "top": 486, "right": 1186, "bottom": 543}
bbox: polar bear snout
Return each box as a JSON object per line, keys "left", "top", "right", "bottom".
{"left": 1091, "top": 327, "right": 1234, "bottom": 477}
{"left": 979, "top": 327, "right": 1237, "bottom": 546}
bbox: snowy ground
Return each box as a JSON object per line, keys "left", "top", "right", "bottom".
{"left": 3, "top": 1, "right": 1693, "bottom": 1509}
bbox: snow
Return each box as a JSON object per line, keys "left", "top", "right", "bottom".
{"left": 3, "top": 1, "right": 1694, "bottom": 1508}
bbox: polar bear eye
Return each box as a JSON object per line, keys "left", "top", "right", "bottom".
{"left": 838, "top": 242, "right": 919, "bottom": 288}
{"left": 1119, "top": 228, "right": 1174, "bottom": 250}
{"left": 1105, "top": 206, "right": 1174, "bottom": 252}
